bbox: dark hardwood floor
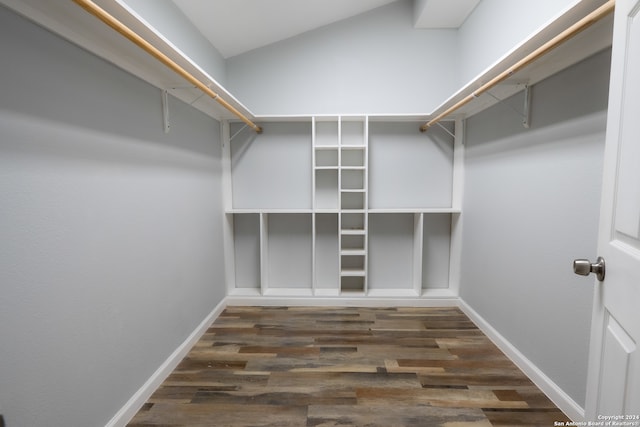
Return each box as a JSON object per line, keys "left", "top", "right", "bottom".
{"left": 128, "top": 306, "right": 571, "bottom": 426}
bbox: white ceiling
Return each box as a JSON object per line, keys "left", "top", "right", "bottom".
{"left": 414, "top": 0, "right": 481, "bottom": 28}
{"left": 172, "top": 0, "right": 481, "bottom": 58}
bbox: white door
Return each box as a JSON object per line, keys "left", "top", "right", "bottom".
{"left": 584, "top": 0, "right": 640, "bottom": 420}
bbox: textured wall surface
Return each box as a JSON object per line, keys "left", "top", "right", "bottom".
{"left": 460, "top": 49, "right": 611, "bottom": 407}
{"left": 0, "top": 6, "right": 226, "bottom": 426}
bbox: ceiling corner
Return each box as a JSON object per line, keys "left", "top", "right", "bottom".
{"left": 414, "top": 0, "right": 481, "bottom": 29}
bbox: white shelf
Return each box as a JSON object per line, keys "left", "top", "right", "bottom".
{"left": 341, "top": 249, "right": 366, "bottom": 256}
{"left": 340, "top": 230, "right": 365, "bottom": 236}
{"left": 341, "top": 229, "right": 366, "bottom": 235}
{"left": 368, "top": 208, "right": 461, "bottom": 214}
{"left": 340, "top": 290, "right": 366, "bottom": 296}
{"left": 341, "top": 268, "right": 366, "bottom": 277}
{"left": 263, "top": 288, "right": 314, "bottom": 297}
{"left": 19, "top": 0, "right": 610, "bottom": 131}
{"left": 366, "top": 289, "right": 421, "bottom": 298}
{"left": 225, "top": 115, "right": 460, "bottom": 299}
{"left": 227, "top": 208, "right": 313, "bottom": 214}
{"left": 314, "top": 288, "right": 341, "bottom": 297}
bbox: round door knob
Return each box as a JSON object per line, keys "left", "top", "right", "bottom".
{"left": 573, "top": 256, "right": 605, "bottom": 281}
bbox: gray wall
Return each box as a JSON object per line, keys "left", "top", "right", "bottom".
{"left": 123, "top": 0, "right": 227, "bottom": 86}
{"left": 0, "top": 6, "right": 226, "bottom": 426}
{"left": 456, "top": 0, "right": 579, "bottom": 84}
{"left": 224, "top": 0, "right": 594, "bottom": 116}
{"left": 459, "top": 49, "right": 611, "bottom": 407}
{"left": 110, "top": 0, "right": 593, "bottom": 116}
{"left": 226, "top": 0, "right": 459, "bottom": 115}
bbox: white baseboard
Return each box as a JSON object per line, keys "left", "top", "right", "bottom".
{"left": 105, "top": 298, "right": 228, "bottom": 427}
{"left": 225, "top": 295, "right": 460, "bottom": 308}
{"left": 457, "top": 299, "right": 585, "bottom": 422}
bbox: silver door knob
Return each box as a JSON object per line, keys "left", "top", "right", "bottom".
{"left": 573, "top": 256, "right": 605, "bottom": 281}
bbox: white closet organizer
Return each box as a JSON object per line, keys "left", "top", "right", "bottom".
{"left": 20, "top": 0, "right": 610, "bottom": 299}
{"left": 224, "top": 116, "right": 462, "bottom": 299}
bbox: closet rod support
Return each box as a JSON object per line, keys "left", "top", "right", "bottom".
{"left": 73, "top": 0, "right": 263, "bottom": 134}
{"left": 484, "top": 85, "right": 530, "bottom": 127}
{"left": 523, "top": 85, "right": 532, "bottom": 128}
{"left": 435, "top": 122, "right": 456, "bottom": 139}
{"left": 161, "top": 89, "right": 170, "bottom": 134}
{"left": 230, "top": 124, "right": 249, "bottom": 141}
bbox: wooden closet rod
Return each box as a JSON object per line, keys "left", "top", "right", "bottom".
{"left": 420, "top": 0, "right": 615, "bottom": 132}
{"left": 73, "top": 0, "right": 263, "bottom": 133}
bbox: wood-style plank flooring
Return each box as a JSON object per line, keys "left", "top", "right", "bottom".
{"left": 128, "top": 306, "right": 571, "bottom": 426}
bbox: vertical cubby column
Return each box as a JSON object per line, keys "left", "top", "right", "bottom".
{"left": 312, "top": 117, "right": 340, "bottom": 294}
{"left": 339, "top": 117, "right": 368, "bottom": 293}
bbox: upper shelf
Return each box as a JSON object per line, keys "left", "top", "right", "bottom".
{"left": 1, "top": 0, "right": 613, "bottom": 126}
{"left": 0, "top": 0, "right": 256, "bottom": 123}
{"left": 426, "top": 0, "right": 613, "bottom": 124}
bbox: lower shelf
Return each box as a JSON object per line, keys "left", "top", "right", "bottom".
{"left": 340, "top": 269, "right": 366, "bottom": 277}
{"left": 313, "top": 288, "right": 341, "bottom": 297}
{"left": 263, "top": 288, "right": 314, "bottom": 297}
{"left": 226, "top": 287, "right": 459, "bottom": 301}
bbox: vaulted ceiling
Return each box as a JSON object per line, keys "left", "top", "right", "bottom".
{"left": 172, "top": 0, "right": 481, "bottom": 58}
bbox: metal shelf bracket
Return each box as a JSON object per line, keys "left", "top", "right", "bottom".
{"left": 484, "top": 83, "right": 532, "bottom": 129}
{"left": 523, "top": 84, "right": 532, "bottom": 128}
{"left": 161, "top": 89, "right": 170, "bottom": 134}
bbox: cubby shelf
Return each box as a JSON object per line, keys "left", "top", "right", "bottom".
{"left": 341, "top": 269, "right": 367, "bottom": 276}
{"left": 227, "top": 209, "right": 313, "bottom": 214}
{"left": 224, "top": 115, "right": 462, "bottom": 298}
{"left": 368, "top": 208, "right": 461, "bottom": 214}
{"left": 341, "top": 249, "right": 366, "bottom": 256}
{"left": 341, "top": 229, "right": 366, "bottom": 234}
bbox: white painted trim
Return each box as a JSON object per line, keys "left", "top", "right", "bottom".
{"left": 448, "top": 119, "right": 465, "bottom": 296}
{"left": 221, "top": 121, "right": 237, "bottom": 295}
{"left": 105, "top": 298, "right": 228, "bottom": 427}
{"left": 413, "top": 212, "right": 424, "bottom": 294}
{"left": 458, "top": 299, "right": 585, "bottom": 422}
{"left": 225, "top": 296, "right": 459, "bottom": 308}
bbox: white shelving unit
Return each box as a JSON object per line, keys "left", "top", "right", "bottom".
{"left": 337, "top": 117, "right": 368, "bottom": 294}
{"left": 224, "top": 115, "right": 464, "bottom": 300}
{"left": 13, "top": 0, "right": 607, "bottom": 304}
{"left": 312, "top": 117, "right": 340, "bottom": 296}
